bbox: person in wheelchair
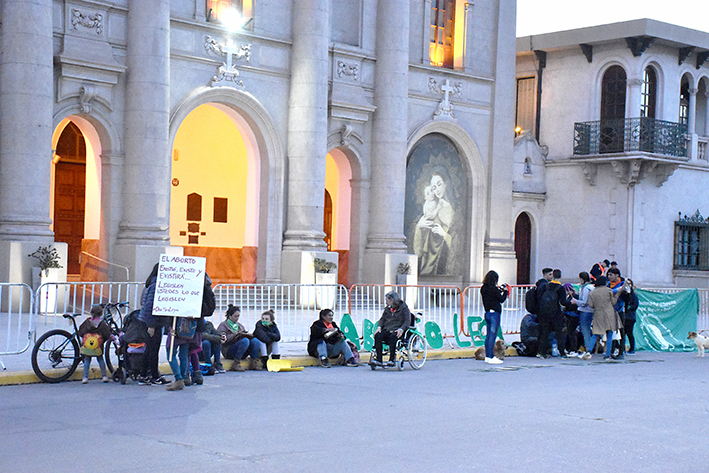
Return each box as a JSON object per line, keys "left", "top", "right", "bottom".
{"left": 372, "top": 291, "right": 412, "bottom": 367}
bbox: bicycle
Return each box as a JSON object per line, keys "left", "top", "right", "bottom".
{"left": 31, "top": 302, "right": 129, "bottom": 383}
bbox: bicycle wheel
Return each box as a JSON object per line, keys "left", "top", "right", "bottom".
{"left": 407, "top": 333, "right": 427, "bottom": 370}
{"left": 31, "top": 329, "right": 81, "bottom": 383}
{"left": 104, "top": 339, "right": 118, "bottom": 374}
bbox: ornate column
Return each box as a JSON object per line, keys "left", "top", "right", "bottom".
{"left": 282, "top": 0, "right": 330, "bottom": 251}
{"left": 362, "top": 0, "right": 410, "bottom": 283}
{"left": 279, "top": 0, "right": 331, "bottom": 284}
{"left": 114, "top": 0, "right": 173, "bottom": 279}
{"left": 689, "top": 88, "right": 698, "bottom": 160}
{"left": 0, "top": 0, "right": 54, "bottom": 242}
{"left": 627, "top": 77, "right": 643, "bottom": 119}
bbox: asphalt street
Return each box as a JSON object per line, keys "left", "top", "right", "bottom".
{"left": 0, "top": 352, "right": 704, "bottom": 472}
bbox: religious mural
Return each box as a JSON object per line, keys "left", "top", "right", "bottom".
{"left": 404, "top": 133, "right": 467, "bottom": 276}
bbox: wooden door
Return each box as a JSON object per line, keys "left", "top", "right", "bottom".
{"left": 53, "top": 162, "right": 85, "bottom": 274}
{"left": 515, "top": 213, "right": 531, "bottom": 285}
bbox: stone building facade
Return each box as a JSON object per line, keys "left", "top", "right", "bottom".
{"left": 0, "top": 1, "right": 517, "bottom": 286}
{"left": 514, "top": 19, "right": 709, "bottom": 287}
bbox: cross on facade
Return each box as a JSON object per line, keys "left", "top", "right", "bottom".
{"left": 440, "top": 79, "right": 455, "bottom": 106}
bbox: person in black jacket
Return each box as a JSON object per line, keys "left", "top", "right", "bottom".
{"left": 200, "top": 319, "right": 224, "bottom": 373}
{"left": 480, "top": 270, "right": 508, "bottom": 364}
{"left": 620, "top": 278, "right": 639, "bottom": 354}
{"left": 536, "top": 269, "right": 572, "bottom": 359}
{"left": 253, "top": 309, "right": 281, "bottom": 370}
{"left": 372, "top": 291, "right": 412, "bottom": 367}
{"left": 307, "top": 309, "right": 357, "bottom": 368}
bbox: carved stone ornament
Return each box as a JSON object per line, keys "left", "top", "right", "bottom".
{"left": 71, "top": 9, "right": 103, "bottom": 35}
{"left": 336, "top": 61, "right": 358, "bottom": 81}
{"left": 205, "top": 36, "right": 252, "bottom": 87}
{"left": 428, "top": 78, "right": 462, "bottom": 120}
{"left": 340, "top": 124, "right": 353, "bottom": 146}
{"left": 79, "top": 85, "right": 96, "bottom": 113}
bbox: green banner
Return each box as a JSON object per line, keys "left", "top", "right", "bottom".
{"left": 634, "top": 288, "right": 698, "bottom": 352}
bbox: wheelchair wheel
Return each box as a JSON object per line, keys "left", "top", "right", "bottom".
{"left": 396, "top": 357, "right": 405, "bottom": 371}
{"left": 407, "top": 334, "right": 427, "bottom": 370}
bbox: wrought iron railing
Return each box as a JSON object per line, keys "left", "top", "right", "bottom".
{"left": 574, "top": 117, "right": 687, "bottom": 157}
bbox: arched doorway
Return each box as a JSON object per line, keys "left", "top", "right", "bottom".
{"left": 514, "top": 212, "right": 532, "bottom": 284}
{"left": 170, "top": 103, "right": 260, "bottom": 282}
{"left": 324, "top": 149, "right": 353, "bottom": 286}
{"left": 53, "top": 122, "right": 86, "bottom": 275}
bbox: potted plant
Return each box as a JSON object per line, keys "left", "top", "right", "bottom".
{"left": 396, "top": 262, "right": 412, "bottom": 285}
{"left": 28, "top": 245, "right": 64, "bottom": 313}
{"left": 314, "top": 257, "right": 337, "bottom": 275}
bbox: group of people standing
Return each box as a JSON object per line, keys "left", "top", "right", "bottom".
{"left": 520, "top": 261, "right": 639, "bottom": 361}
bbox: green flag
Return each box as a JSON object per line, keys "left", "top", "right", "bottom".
{"left": 634, "top": 288, "right": 698, "bottom": 352}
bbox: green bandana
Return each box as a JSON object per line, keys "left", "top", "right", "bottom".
{"left": 227, "top": 319, "right": 240, "bottom": 333}
{"left": 261, "top": 320, "right": 272, "bottom": 327}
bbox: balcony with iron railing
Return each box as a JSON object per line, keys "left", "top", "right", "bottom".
{"left": 573, "top": 117, "right": 688, "bottom": 158}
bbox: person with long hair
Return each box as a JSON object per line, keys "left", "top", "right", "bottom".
{"left": 480, "top": 271, "right": 508, "bottom": 364}
{"left": 620, "top": 278, "right": 639, "bottom": 354}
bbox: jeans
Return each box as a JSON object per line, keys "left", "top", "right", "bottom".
{"left": 316, "top": 339, "right": 353, "bottom": 361}
{"left": 623, "top": 318, "right": 636, "bottom": 352}
{"left": 226, "top": 337, "right": 260, "bottom": 360}
{"left": 578, "top": 311, "right": 593, "bottom": 351}
{"left": 258, "top": 340, "right": 280, "bottom": 357}
{"left": 166, "top": 342, "right": 189, "bottom": 380}
{"left": 141, "top": 326, "right": 163, "bottom": 380}
{"left": 587, "top": 330, "right": 614, "bottom": 357}
{"left": 201, "top": 339, "right": 222, "bottom": 366}
{"left": 484, "top": 310, "right": 501, "bottom": 359}
{"left": 563, "top": 313, "right": 580, "bottom": 353}
{"left": 82, "top": 355, "right": 107, "bottom": 379}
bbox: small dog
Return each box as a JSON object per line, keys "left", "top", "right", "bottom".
{"left": 687, "top": 331, "right": 709, "bottom": 357}
{"left": 475, "top": 340, "right": 507, "bottom": 360}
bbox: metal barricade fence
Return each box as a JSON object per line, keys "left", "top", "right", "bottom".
{"left": 212, "top": 284, "right": 349, "bottom": 342}
{"left": 462, "top": 285, "right": 532, "bottom": 337}
{"left": 348, "top": 285, "right": 462, "bottom": 338}
{"left": 33, "top": 281, "right": 144, "bottom": 334}
{"left": 0, "top": 283, "right": 35, "bottom": 359}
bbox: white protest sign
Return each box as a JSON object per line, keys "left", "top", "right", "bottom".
{"left": 152, "top": 254, "right": 206, "bottom": 318}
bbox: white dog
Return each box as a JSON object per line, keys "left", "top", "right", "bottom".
{"left": 687, "top": 332, "right": 709, "bottom": 357}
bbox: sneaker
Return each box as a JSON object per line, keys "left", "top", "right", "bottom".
{"left": 81, "top": 377, "right": 88, "bottom": 384}
{"left": 102, "top": 376, "right": 110, "bottom": 383}
{"left": 184, "top": 374, "right": 192, "bottom": 386}
{"left": 602, "top": 356, "right": 612, "bottom": 361}
{"left": 320, "top": 357, "right": 331, "bottom": 368}
{"left": 567, "top": 351, "right": 578, "bottom": 357}
{"left": 137, "top": 376, "right": 151, "bottom": 386}
{"left": 486, "top": 357, "right": 503, "bottom": 365}
{"left": 536, "top": 353, "right": 551, "bottom": 359}
{"left": 151, "top": 376, "right": 170, "bottom": 385}
{"left": 560, "top": 355, "right": 569, "bottom": 360}
{"left": 346, "top": 358, "right": 359, "bottom": 367}
{"left": 613, "top": 354, "right": 625, "bottom": 360}
{"left": 386, "top": 360, "right": 396, "bottom": 367}
{"left": 214, "top": 363, "right": 226, "bottom": 373}
{"left": 166, "top": 379, "right": 185, "bottom": 391}
{"left": 192, "top": 371, "right": 204, "bottom": 385}
{"left": 626, "top": 351, "right": 636, "bottom": 355}
{"left": 580, "top": 352, "right": 592, "bottom": 360}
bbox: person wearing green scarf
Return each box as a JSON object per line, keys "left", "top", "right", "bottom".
{"left": 253, "top": 309, "right": 282, "bottom": 369}
{"left": 217, "top": 305, "right": 260, "bottom": 371}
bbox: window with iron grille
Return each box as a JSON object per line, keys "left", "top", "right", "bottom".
{"left": 674, "top": 211, "right": 709, "bottom": 270}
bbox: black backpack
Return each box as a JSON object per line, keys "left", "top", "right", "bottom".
{"left": 538, "top": 284, "right": 560, "bottom": 315}
{"left": 201, "top": 281, "right": 216, "bottom": 317}
{"left": 525, "top": 286, "right": 539, "bottom": 314}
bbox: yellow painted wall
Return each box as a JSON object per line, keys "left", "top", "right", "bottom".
{"left": 171, "top": 104, "right": 248, "bottom": 248}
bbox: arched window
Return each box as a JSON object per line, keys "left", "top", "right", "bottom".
{"left": 430, "top": 0, "right": 455, "bottom": 68}
{"left": 600, "top": 65, "right": 627, "bottom": 153}
{"left": 640, "top": 66, "right": 657, "bottom": 119}
{"left": 679, "top": 77, "right": 690, "bottom": 126}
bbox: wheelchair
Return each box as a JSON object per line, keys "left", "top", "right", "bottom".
{"left": 368, "top": 313, "right": 427, "bottom": 371}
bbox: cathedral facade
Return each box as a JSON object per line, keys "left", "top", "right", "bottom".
{"left": 0, "top": 1, "right": 518, "bottom": 286}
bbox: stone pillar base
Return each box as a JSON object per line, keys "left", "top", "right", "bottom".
{"left": 114, "top": 244, "right": 183, "bottom": 283}
{"left": 483, "top": 239, "right": 518, "bottom": 285}
{"left": 280, "top": 250, "right": 338, "bottom": 285}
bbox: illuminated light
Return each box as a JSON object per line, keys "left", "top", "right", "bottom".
{"left": 220, "top": 8, "right": 243, "bottom": 33}
{"left": 515, "top": 126, "right": 522, "bottom": 134}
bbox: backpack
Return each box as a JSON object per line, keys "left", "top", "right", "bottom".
{"left": 525, "top": 286, "right": 539, "bottom": 314}
{"left": 538, "top": 284, "right": 560, "bottom": 315}
{"left": 177, "top": 318, "right": 198, "bottom": 339}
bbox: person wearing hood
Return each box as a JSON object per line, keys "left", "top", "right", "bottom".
{"left": 372, "top": 291, "right": 412, "bottom": 367}
{"left": 136, "top": 263, "right": 169, "bottom": 385}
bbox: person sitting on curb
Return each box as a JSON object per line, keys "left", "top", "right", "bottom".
{"left": 372, "top": 291, "right": 412, "bottom": 367}
{"left": 218, "top": 305, "right": 260, "bottom": 371}
{"left": 200, "top": 318, "right": 224, "bottom": 374}
{"left": 307, "top": 309, "right": 358, "bottom": 368}
{"left": 253, "top": 309, "right": 281, "bottom": 370}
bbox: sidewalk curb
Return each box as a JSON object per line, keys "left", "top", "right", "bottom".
{"left": 0, "top": 347, "right": 497, "bottom": 386}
